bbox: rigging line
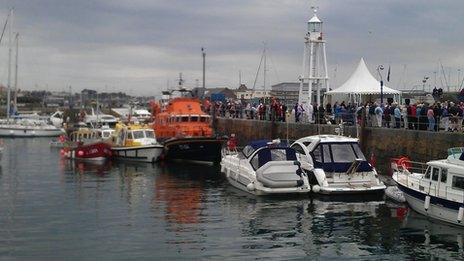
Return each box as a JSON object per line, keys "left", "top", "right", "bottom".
{"left": 440, "top": 61, "right": 449, "bottom": 89}
{"left": 0, "top": 10, "right": 11, "bottom": 45}
{"left": 252, "top": 48, "right": 265, "bottom": 91}
{"left": 266, "top": 48, "right": 280, "bottom": 84}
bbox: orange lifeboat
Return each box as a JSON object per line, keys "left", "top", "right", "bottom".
{"left": 150, "top": 92, "right": 225, "bottom": 163}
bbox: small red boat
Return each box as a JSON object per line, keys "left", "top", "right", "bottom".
{"left": 61, "top": 142, "right": 112, "bottom": 162}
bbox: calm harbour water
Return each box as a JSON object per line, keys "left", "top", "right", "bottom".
{"left": 1, "top": 138, "right": 463, "bottom": 260}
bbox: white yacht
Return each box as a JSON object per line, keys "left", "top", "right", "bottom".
{"left": 290, "top": 135, "right": 385, "bottom": 194}
{"left": 84, "top": 109, "right": 118, "bottom": 127}
{"left": 0, "top": 118, "right": 65, "bottom": 137}
{"left": 392, "top": 147, "right": 464, "bottom": 227}
{"left": 221, "top": 139, "right": 311, "bottom": 196}
{"left": 111, "top": 123, "right": 163, "bottom": 163}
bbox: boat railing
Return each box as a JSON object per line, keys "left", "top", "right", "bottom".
{"left": 419, "top": 181, "right": 464, "bottom": 204}
{"left": 390, "top": 158, "right": 427, "bottom": 174}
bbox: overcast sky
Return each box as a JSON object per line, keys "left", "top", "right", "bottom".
{"left": 0, "top": 0, "right": 463, "bottom": 95}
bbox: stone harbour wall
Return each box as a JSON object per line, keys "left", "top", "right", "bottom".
{"left": 215, "top": 118, "right": 464, "bottom": 166}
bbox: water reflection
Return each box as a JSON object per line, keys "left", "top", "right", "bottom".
{"left": 401, "top": 210, "right": 464, "bottom": 259}
{"left": 3, "top": 138, "right": 464, "bottom": 259}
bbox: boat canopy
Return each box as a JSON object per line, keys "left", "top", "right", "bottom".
{"left": 242, "top": 139, "right": 289, "bottom": 158}
{"left": 248, "top": 147, "right": 298, "bottom": 170}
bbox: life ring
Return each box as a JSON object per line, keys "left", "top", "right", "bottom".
{"left": 397, "top": 156, "right": 412, "bottom": 170}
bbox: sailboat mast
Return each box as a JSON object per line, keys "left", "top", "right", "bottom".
{"left": 6, "top": 9, "right": 13, "bottom": 119}
{"left": 263, "top": 43, "right": 267, "bottom": 92}
{"left": 14, "top": 32, "right": 18, "bottom": 114}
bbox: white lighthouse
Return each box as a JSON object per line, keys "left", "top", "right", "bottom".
{"left": 298, "top": 7, "right": 329, "bottom": 107}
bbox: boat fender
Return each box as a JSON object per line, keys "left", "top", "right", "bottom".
{"left": 312, "top": 185, "right": 321, "bottom": 193}
{"left": 246, "top": 183, "right": 255, "bottom": 191}
{"left": 458, "top": 207, "right": 464, "bottom": 223}
{"left": 424, "top": 195, "right": 430, "bottom": 211}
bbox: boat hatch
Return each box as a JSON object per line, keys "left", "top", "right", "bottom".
{"left": 312, "top": 142, "right": 372, "bottom": 172}
{"left": 250, "top": 148, "right": 297, "bottom": 170}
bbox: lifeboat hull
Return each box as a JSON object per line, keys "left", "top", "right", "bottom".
{"left": 162, "top": 137, "right": 225, "bottom": 163}
{"left": 63, "top": 142, "right": 112, "bottom": 162}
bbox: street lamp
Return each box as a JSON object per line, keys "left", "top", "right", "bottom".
{"left": 376, "top": 65, "right": 384, "bottom": 105}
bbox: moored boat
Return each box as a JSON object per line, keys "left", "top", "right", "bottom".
{"left": 0, "top": 118, "right": 65, "bottom": 137}
{"left": 291, "top": 135, "right": 385, "bottom": 194}
{"left": 111, "top": 122, "right": 163, "bottom": 163}
{"left": 392, "top": 148, "right": 464, "bottom": 227}
{"left": 151, "top": 89, "right": 225, "bottom": 163}
{"left": 63, "top": 142, "right": 112, "bottom": 162}
{"left": 221, "top": 139, "right": 311, "bottom": 196}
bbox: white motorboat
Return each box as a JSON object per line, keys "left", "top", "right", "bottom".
{"left": 49, "top": 111, "right": 64, "bottom": 127}
{"left": 111, "top": 123, "right": 163, "bottom": 163}
{"left": 220, "top": 139, "right": 311, "bottom": 196}
{"left": 0, "top": 118, "right": 65, "bottom": 137}
{"left": 392, "top": 147, "right": 464, "bottom": 227}
{"left": 290, "top": 135, "right": 385, "bottom": 194}
{"left": 84, "top": 108, "right": 118, "bottom": 127}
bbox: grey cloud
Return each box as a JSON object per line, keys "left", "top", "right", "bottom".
{"left": 0, "top": 0, "right": 462, "bottom": 95}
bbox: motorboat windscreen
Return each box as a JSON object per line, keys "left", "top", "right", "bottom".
{"left": 250, "top": 147, "right": 297, "bottom": 170}
{"left": 242, "top": 140, "right": 289, "bottom": 158}
{"left": 311, "top": 142, "right": 372, "bottom": 172}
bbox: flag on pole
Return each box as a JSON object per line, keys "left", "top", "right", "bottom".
{"left": 387, "top": 66, "right": 391, "bottom": 82}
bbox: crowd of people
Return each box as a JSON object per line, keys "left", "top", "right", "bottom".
{"left": 203, "top": 97, "right": 464, "bottom": 132}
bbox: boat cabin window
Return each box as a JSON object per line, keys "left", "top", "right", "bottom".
{"left": 181, "top": 117, "right": 189, "bottom": 122}
{"left": 432, "top": 167, "right": 439, "bottom": 181}
{"left": 424, "top": 167, "right": 431, "bottom": 179}
{"left": 176, "top": 117, "right": 181, "bottom": 122}
{"left": 441, "top": 169, "right": 448, "bottom": 183}
{"left": 452, "top": 176, "right": 464, "bottom": 190}
{"left": 312, "top": 145, "right": 322, "bottom": 162}
{"left": 200, "top": 116, "right": 209, "bottom": 123}
{"left": 322, "top": 144, "right": 331, "bottom": 163}
{"left": 331, "top": 143, "right": 358, "bottom": 163}
{"left": 190, "top": 116, "right": 199, "bottom": 122}
{"left": 132, "top": 130, "right": 145, "bottom": 139}
{"left": 242, "top": 145, "right": 255, "bottom": 158}
{"left": 127, "top": 132, "right": 134, "bottom": 139}
{"left": 291, "top": 144, "right": 306, "bottom": 155}
{"left": 145, "top": 130, "right": 155, "bottom": 139}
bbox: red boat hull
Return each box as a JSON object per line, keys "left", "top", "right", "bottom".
{"left": 62, "top": 142, "right": 112, "bottom": 161}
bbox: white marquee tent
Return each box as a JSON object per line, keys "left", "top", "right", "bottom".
{"left": 325, "top": 58, "right": 401, "bottom": 104}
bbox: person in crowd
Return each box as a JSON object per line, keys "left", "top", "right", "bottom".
{"left": 257, "top": 102, "right": 264, "bottom": 120}
{"left": 374, "top": 104, "right": 383, "bottom": 127}
{"left": 307, "top": 102, "right": 314, "bottom": 123}
{"left": 384, "top": 104, "right": 391, "bottom": 128}
{"left": 427, "top": 105, "right": 435, "bottom": 131}
{"left": 325, "top": 102, "right": 332, "bottom": 116}
{"left": 317, "top": 104, "right": 325, "bottom": 124}
{"left": 394, "top": 103, "right": 401, "bottom": 128}
{"left": 401, "top": 104, "right": 408, "bottom": 129}
{"left": 442, "top": 102, "right": 450, "bottom": 131}
{"left": 433, "top": 103, "right": 441, "bottom": 132}
{"left": 294, "top": 103, "right": 300, "bottom": 122}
